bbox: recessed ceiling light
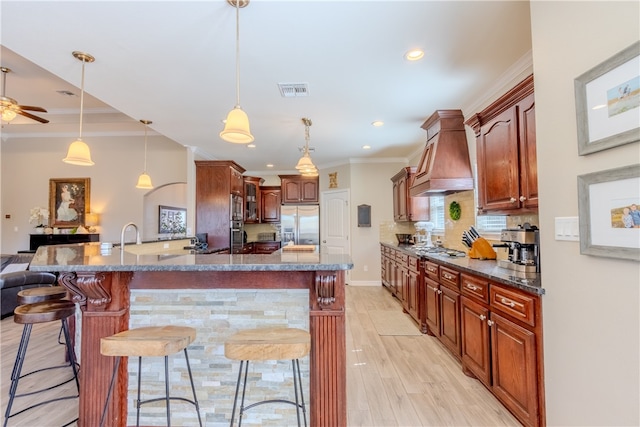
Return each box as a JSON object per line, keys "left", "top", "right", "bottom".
{"left": 362, "top": 145, "right": 371, "bottom": 150}
{"left": 266, "top": 164, "right": 274, "bottom": 168}
{"left": 247, "top": 144, "right": 256, "bottom": 148}
{"left": 371, "top": 121, "right": 384, "bottom": 127}
{"left": 405, "top": 49, "right": 424, "bottom": 61}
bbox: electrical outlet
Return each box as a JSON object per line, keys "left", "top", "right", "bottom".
{"left": 163, "top": 243, "right": 170, "bottom": 249}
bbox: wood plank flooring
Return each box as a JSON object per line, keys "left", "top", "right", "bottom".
{"left": 1, "top": 285, "right": 521, "bottom": 426}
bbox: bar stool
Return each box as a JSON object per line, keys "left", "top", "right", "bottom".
{"left": 99, "top": 325, "right": 202, "bottom": 427}
{"left": 3, "top": 300, "right": 80, "bottom": 427}
{"left": 224, "top": 327, "right": 311, "bottom": 427}
{"left": 17, "top": 285, "right": 67, "bottom": 304}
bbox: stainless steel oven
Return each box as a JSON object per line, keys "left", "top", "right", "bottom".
{"left": 230, "top": 194, "right": 244, "bottom": 252}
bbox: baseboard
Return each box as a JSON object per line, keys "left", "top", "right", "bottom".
{"left": 346, "top": 280, "right": 382, "bottom": 287}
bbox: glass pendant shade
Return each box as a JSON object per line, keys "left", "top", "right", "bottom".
{"left": 63, "top": 138, "right": 94, "bottom": 166}
{"left": 136, "top": 172, "right": 153, "bottom": 189}
{"left": 295, "top": 153, "right": 315, "bottom": 170}
{"left": 1, "top": 107, "right": 16, "bottom": 121}
{"left": 220, "top": 106, "right": 254, "bottom": 143}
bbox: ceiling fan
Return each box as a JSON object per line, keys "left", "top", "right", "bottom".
{"left": 0, "top": 67, "right": 49, "bottom": 124}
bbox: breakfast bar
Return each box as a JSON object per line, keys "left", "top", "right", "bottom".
{"left": 29, "top": 242, "right": 353, "bottom": 427}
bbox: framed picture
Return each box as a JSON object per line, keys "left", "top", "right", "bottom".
{"left": 158, "top": 205, "right": 187, "bottom": 234}
{"left": 574, "top": 41, "right": 640, "bottom": 155}
{"left": 49, "top": 178, "right": 90, "bottom": 228}
{"left": 577, "top": 164, "right": 640, "bottom": 261}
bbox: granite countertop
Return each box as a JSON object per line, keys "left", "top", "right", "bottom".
{"left": 381, "top": 242, "right": 544, "bottom": 295}
{"left": 28, "top": 242, "right": 353, "bottom": 273}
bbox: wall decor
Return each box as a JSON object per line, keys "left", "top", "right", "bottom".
{"left": 449, "top": 201, "right": 461, "bottom": 221}
{"left": 158, "top": 205, "right": 187, "bottom": 234}
{"left": 574, "top": 41, "right": 640, "bottom": 155}
{"left": 329, "top": 172, "right": 338, "bottom": 189}
{"left": 49, "top": 178, "right": 90, "bottom": 228}
{"left": 357, "top": 204, "right": 371, "bottom": 227}
{"left": 577, "top": 164, "right": 640, "bottom": 261}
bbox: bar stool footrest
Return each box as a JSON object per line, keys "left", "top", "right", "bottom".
{"left": 244, "top": 399, "right": 306, "bottom": 412}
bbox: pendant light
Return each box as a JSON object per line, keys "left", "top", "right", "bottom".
{"left": 63, "top": 51, "right": 95, "bottom": 166}
{"left": 219, "top": 0, "right": 254, "bottom": 143}
{"left": 136, "top": 120, "right": 154, "bottom": 189}
{"left": 296, "top": 118, "right": 318, "bottom": 177}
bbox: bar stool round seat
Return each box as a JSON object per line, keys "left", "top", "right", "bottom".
{"left": 225, "top": 327, "right": 311, "bottom": 427}
{"left": 17, "top": 286, "right": 67, "bottom": 305}
{"left": 99, "top": 325, "right": 202, "bottom": 427}
{"left": 4, "top": 301, "right": 80, "bottom": 427}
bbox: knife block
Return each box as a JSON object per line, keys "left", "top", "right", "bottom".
{"left": 468, "top": 237, "right": 497, "bottom": 260}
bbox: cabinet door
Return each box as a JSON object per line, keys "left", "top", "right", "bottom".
{"left": 281, "top": 177, "right": 318, "bottom": 204}
{"left": 397, "top": 175, "right": 408, "bottom": 220}
{"left": 518, "top": 93, "right": 538, "bottom": 210}
{"left": 440, "top": 286, "right": 461, "bottom": 357}
{"left": 300, "top": 180, "right": 319, "bottom": 203}
{"left": 477, "top": 107, "right": 520, "bottom": 212}
{"left": 230, "top": 167, "right": 244, "bottom": 196}
{"left": 425, "top": 277, "right": 440, "bottom": 336}
{"left": 392, "top": 179, "right": 401, "bottom": 220}
{"left": 460, "top": 296, "right": 491, "bottom": 387}
{"left": 244, "top": 178, "right": 261, "bottom": 223}
{"left": 260, "top": 188, "right": 281, "bottom": 223}
{"left": 406, "top": 267, "right": 420, "bottom": 323}
{"left": 491, "top": 311, "right": 538, "bottom": 427}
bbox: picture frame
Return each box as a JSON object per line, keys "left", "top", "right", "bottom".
{"left": 577, "top": 164, "right": 640, "bottom": 261}
{"left": 574, "top": 41, "right": 640, "bottom": 155}
{"left": 49, "top": 178, "right": 90, "bottom": 228}
{"left": 158, "top": 205, "right": 187, "bottom": 234}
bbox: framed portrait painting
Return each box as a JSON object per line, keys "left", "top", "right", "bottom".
{"left": 49, "top": 178, "right": 91, "bottom": 228}
{"left": 577, "top": 164, "right": 640, "bottom": 261}
{"left": 574, "top": 41, "right": 640, "bottom": 155}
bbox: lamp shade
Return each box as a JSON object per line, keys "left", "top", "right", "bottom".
{"left": 1, "top": 107, "right": 16, "bottom": 121}
{"left": 136, "top": 172, "right": 154, "bottom": 189}
{"left": 63, "top": 138, "right": 94, "bottom": 166}
{"left": 85, "top": 212, "right": 99, "bottom": 227}
{"left": 295, "top": 153, "right": 315, "bottom": 170}
{"left": 220, "top": 107, "right": 254, "bottom": 143}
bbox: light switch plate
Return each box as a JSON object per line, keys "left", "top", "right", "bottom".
{"left": 555, "top": 216, "right": 580, "bottom": 241}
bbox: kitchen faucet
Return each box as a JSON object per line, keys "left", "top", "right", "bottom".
{"left": 120, "top": 222, "right": 141, "bottom": 249}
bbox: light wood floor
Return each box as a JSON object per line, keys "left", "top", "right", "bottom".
{"left": 1, "top": 285, "right": 521, "bottom": 426}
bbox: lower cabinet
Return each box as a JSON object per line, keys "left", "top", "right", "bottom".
{"left": 379, "top": 245, "right": 421, "bottom": 326}
{"left": 424, "top": 262, "right": 461, "bottom": 358}
{"left": 253, "top": 241, "right": 281, "bottom": 254}
{"left": 460, "top": 273, "right": 543, "bottom": 427}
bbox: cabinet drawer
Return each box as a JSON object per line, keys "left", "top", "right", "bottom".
{"left": 440, "top": 266, "right": 460, "bottom": 290}
{"left": 396, "top": 252, "right": 409, "bottom": 265}
{"left": 408, "top": 256, "right": 419, "bottom": 271}
{"left": 424, "top": 261, "right": 439, "bottom": 280}
{"left": 460, "top": 274, "right": 489, "bottom": 304}
{"left": 490, "top": 284, "right": 536, "bottom": 327}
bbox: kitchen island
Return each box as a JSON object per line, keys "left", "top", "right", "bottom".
{"left": 29, "top": 242, "right": 353, "bottom": 427}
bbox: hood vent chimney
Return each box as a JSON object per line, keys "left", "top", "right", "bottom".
{"left": 409, "top": 109, "right": 474, "bottom": 196}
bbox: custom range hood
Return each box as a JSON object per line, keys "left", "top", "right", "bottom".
{"left": 410, "top": 109, "right": 474, "bottom": 196}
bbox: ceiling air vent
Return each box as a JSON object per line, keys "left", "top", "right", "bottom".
{"left": 278, "top": 83, "right": 309, "bottom": 98}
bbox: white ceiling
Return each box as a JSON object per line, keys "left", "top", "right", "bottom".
{"left": 0, "top": 1, "right": 533, "bottom": 175}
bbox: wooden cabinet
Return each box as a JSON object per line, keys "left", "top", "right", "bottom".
{"left": 260, "top": 186, "right": 281, "bottom": 223}
{"left": 253, "top": 241, "right": 281, "bottom": 254}
{"left": 424, "top": 261, "right": 461, "bottom": 358}
{"left": 391, "top": 167, "right": 429, "bottom": 222}
{"left": 195, "top": 160, "right": 246, "bottom": 250}
{"left": 279, "top": 175, "right": 319, "bottom": 204}
{"left": 232, "top": 242, "right": 253, "bottom": 254}
{"left": 460, "top": 273, "right": 543, "bottom": 427}
{"left": 244, "top": 177, "right": 263, "bottom": 224}
{"left": 29, "top": 233, "right": 99, "bottom": 251}
{"left": 465, "top": 75, "right": 538, "bottom": 214}
{"left": 405, "top": 255, "right": 421, "bottom": 324}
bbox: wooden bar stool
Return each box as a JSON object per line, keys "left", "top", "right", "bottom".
{"left": 17, "top": 285, "right": 67, "bottom": 305}
{"left": 3, "top": 300, "right": 79, "bottom": 427}
{"left": 224, "top": 327, "right": 311, "bottom": 427}
{"left": 99, "top": 325, "right": 202, "bottom": 427}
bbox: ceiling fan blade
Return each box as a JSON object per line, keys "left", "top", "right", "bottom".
{"left": 17, "top": 109, "right": 49, "bottom": 124}
{"left": 17, "top": 104, "right": 47, "bottom": 113}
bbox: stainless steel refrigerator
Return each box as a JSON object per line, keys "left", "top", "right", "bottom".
{"left": 280, "top": 205, "right": 320, "bottom": 245}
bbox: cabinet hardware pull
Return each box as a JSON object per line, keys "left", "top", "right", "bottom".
{"left": 479, "top": 314, "right": 486, "bottom": 321}
{"left": 437, "top": 289, "right": 442, "bottom": 295}
{"left": 509, "top": 197, "right": 517, "bottom": 203}
{"left": 519, "top": 196, "right": 527, "bottom": 202}
{"left": 487, "top": 320, "right": 494, "bottom": 326}
{"left": 500, "top": 297, "right": 516, "bottom": 308}
{"left": 444, "top": 273, "right": 453, "bottom": 280}
{"left": 466, "top": 283, "right": 478, "bottom": 291}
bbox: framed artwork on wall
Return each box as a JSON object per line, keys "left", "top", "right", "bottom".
{"left": 49, "top": 178, "right": 90, "bottom": 228}
{"left": 577, "top": 164, "right": 640, "bottom": 261}
{"left": 574, "top": 41, "right": 640, "bottom": 155}
{"left": 158, "top": 205, "right": 187, "bottom": 234}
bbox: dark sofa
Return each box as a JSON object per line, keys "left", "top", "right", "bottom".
{"left": 1, "top": 253, "right": 57, "bottom": 319}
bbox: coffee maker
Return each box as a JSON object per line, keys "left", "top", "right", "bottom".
{"left": 495, "top": 223, "right": 540, "bottom": 273}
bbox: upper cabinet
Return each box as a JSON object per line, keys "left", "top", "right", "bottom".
{"left": 391, "top": 167, "right": 429, "bottom": 222}
{"left": 244, "top": 176, "right": 264, "bottom": 224}
{"left": 465, "top": 75, "right": 538, "bottom": 214}
{"left": 260, "top": 186, "right": 281, "bottom": 223}
{"left": 279, "top": 175, "right": 319, "bottom": 204}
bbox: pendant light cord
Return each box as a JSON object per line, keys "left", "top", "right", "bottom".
{"left": 143, "top": 122, "right": 148, "bottom": 172}
{"left": 79, "top": 58, "right": 86, "bottom": 139}
{"left": 234, "top": 0, "right": 241, "bottom": 108}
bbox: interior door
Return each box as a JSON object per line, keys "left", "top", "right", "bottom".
{"left": 321, "top": 189, "right": 351, "bottom": 281}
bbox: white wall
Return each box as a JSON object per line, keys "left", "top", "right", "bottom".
{"left": 530, "top": 2, "right": 639, "bottom": 425}
{"left": 1, "top": 135, "right": 187, "bottom": 253}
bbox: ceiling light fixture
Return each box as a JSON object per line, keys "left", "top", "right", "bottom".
{"left": 63, "top": 51, "right": 95, "bottom": 166}
{"left": 220, "top": 0, "right": 254, "bottom": 144}
{"left": 295, "top": 117, "right": 318, "bottom": 177}
{"left": 136, "top": 120, "right": 154, "bottom": 189}
{"left": 371, "top": 120, "right": 384, "bottom": 127}
{"left": 404, "top": 49, "right": 424, "bottom": 61}
{"left": 1, "top": 67, "right": 49, "bottom": 123}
